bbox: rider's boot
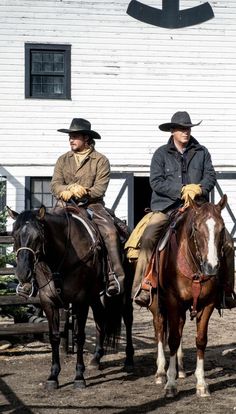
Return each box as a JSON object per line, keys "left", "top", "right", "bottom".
{"left": 105, "top": 243, "right": 125, "bottom": 297}
{"left": 133, "top": 283, "right": 152, "bottom": 308}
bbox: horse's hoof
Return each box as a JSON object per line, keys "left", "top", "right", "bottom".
{"left": 45, "top": 380, "right": 59, "bottom": 391}
{"left": 196, "top": 386, "right": 210, "bottom": 397}
{"left": 73, "top": 379, "right": 86, "bottom": 389}
{"left": 155, "top": 374, "right": 166, "bottom": 385}
{"left": 165, "top": 386, "right": 178, "bottom": 398}
{"left": 178, "top": 370, "right": 186, "bottom": 379}
{"left": 88, "top": 357, "right": 101, "bottom": 370}
{"left": 124, "top": 363, "right": 134, "bottom": 373}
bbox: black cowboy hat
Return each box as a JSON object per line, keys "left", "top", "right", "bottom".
{"left": 58, "top": 118, "right": 101, "bottom": 139}
{"left": 159, "top": 111, "right": 202, "bottom": 132}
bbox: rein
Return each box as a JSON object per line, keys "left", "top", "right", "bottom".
{"left": 170, "top": 214, "right": 214, "bottom": 320}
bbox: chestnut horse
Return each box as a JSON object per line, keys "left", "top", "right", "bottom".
{"left": 8, "top": 206, "right": 134, "bottom": 390}
{"left": 148, "top": 195, "right": 228, "bottom": 397}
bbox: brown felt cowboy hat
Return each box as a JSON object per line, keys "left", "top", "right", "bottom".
{"left": 159, "top": 111, "right": 202, "bottom": 132}
{"left": 58, "top": 118, "right": 101, "bottom": 139}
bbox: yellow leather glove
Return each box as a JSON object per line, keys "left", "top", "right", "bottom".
{"left": 67, "top": 184, "right": 88, "bottom": 198}
{"left": 181, "top": 184, "right": 202, "bottom": 207}
{"left": 59, "top": 189, "right": 73, "bottom": 202}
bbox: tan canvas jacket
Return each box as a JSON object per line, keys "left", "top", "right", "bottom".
{"left": 51, "top": 148, "right": 110, "bottom": 203}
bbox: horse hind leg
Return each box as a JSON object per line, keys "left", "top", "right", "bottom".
{"left": 89, "top": 300, "right": 105, "bottom": 370}
{"left": 177, "top": 339, "right": 186, "bottom": 379}
{"left": 122, "top": 292, "right": 134, "bottom": 371}
{"left": 73, "top": 305, "right": 89, "bottom": 389}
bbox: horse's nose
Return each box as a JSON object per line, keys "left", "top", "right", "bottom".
{"left": 15, "top": 268, "right": 33, "bottom": 283}
{"left": 202, "top": 261, "right": 219, "bottom": 276}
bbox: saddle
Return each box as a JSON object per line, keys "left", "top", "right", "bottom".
{"left": 139, "top": 209, "right": 185, "bottom": 302}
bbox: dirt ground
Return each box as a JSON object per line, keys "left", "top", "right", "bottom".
{"left": 0, "top": 306, "right": 236, "bottom": 414}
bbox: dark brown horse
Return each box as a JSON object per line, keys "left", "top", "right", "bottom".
{"left": 148, "top": 195, "right": 228, "bottom": 397}
{"left": 8, "top": 206, "right": 134, "bottom": 390}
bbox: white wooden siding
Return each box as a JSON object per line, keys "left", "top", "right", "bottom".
{"left": 0, "top": 0, "right": 235, "bottom": 226}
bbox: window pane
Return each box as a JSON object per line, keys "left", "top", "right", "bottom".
{"left": 31, "top": 76, "right": 42, "bottom": 94}
{"left": 54, "top": 62, "right": 64, "bottom": 72}
{"left": 54, "top": 53, "right": 64, "bottom": 73}
{"left": 32, "top": 61, "right": 42, "bottom": 72}
{"left": 32, "top": 84, "right": 42, "bottom": 94}
{"left": 43, "top": 194, "right": 53, "bottom": 207}
{"left": 42, "top": 82, "right": 54, "bottom": 94}
{"left": 42, "top": 180, "right": 51, "bottom": 193}
{"left": 42, "top": 61, "right": 54, "bottom": 72}
{"left": 54, "top": 77, "right": 64, "bottom": 94}
{"left": 32, "top": 180, "right": 42, "bottom": 193}
{"left": 43, "top": 53, "right": 54, "bottom": 62}
{"left": 32, "top": 194, "right": 43, "bottom": 208}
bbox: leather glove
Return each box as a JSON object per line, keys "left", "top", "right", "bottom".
{"left": 181, "top": 184, "right": 202, "bottom": 208}
{"left": 59, "top": 189, "right": 73, "bottom": 202}
{"left": 67, "top": 184, "right": 88, "bottom": 198}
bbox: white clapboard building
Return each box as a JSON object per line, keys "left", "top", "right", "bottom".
{"left": 0, "top": 0, "right": 235, "bottom": 239}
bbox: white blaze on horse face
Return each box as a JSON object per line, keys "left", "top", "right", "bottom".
{"left": 206, "top": 217, "right": 218, "bottom": 267}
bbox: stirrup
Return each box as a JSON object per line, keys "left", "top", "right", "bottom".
{"left": 133, "top": 284, "right": 152, "bottom": 308}
{"left": 106, "top": 272, "right": 121, "bottom": 297}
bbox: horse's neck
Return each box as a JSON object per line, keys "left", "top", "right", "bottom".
{"left": 175, "top": 212, "right": 196, "bottom": 263}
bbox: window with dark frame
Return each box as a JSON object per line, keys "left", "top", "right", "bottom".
{"left": 25, "top": 43, "right": 71, "bottom": 99}
{"left": 25, "top": 177, "right": 55, "bottom": 210}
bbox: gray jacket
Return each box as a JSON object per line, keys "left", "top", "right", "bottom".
{"left": 150, "top": 136, "right": 216, "bottom": 212}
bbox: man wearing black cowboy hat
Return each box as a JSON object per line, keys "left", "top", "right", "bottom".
{"left": 132, "top": 111, "right": 236, "bottom": 309}
{"left": 51, "top": 118, "right": 125, "bottom": 297}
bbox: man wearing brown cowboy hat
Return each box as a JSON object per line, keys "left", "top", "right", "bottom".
{"left": 51, "top": 118, "right": 125, "bottom": 297}
{"left": 132, "top": 111, "right": 236, "bottom": 309}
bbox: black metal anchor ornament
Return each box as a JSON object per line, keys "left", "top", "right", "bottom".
{"left": 127, "top": 0, "right": 214, "bottom": 29}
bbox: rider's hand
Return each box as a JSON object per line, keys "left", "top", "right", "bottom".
{"left": 67, "top": 184, "right": 88, "bottom": 198}
{"left": 59, "top": 189, "right": 73, "bottom": 202}
{"left": 181, "top": 184, "right": 202, "bottom": 207}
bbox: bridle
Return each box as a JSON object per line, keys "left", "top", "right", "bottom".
{"left": 16, "top": 246, "right": 40, "bottom": 262}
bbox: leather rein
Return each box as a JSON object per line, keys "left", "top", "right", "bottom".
{"left": 170, "top": 213, "right": 215, "bottom": 319}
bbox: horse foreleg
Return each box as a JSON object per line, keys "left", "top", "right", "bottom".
{"left": 177, "top": 315, "right": 186, "bottom": 379}
{"left": 195, "top": 304, "right": 214, "bottom": 397}
{"left": 73, "top": 305, "right": 89, "bottom": 389}
{"left": 43, "top": 303, "right": 61, "bottom": 390}
{"left": 122, "top": 296, "right": 134, "bottom": 371}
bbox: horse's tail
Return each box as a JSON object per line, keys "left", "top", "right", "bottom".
{"left": 103, "top": 295, "right": 123, "bottom": 351}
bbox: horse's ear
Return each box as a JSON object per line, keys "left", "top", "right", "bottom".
{"left": 217, "top": 194, "right": 227, "bottom": 211}
{"left": 37, "top": 205, "right": 46, "bottom": 220}
{"left": 6, "top": 206, "right": 18, "bottom": 220}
